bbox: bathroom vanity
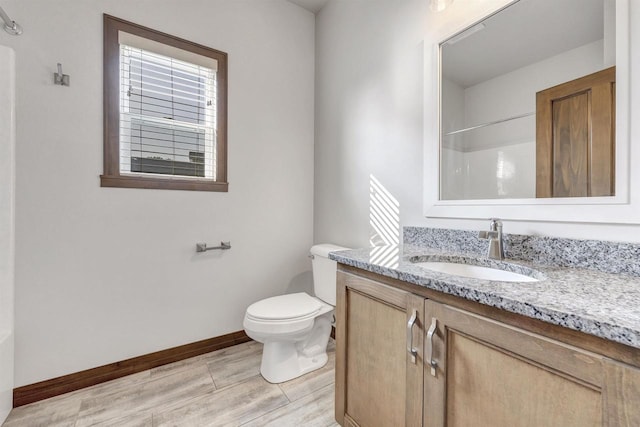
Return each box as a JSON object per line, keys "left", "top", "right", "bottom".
{"left": 331, "top": 230, "right": 640, "bottom": 427}
{"left": 333, "top": 1, "right": 640, "bottom": 423}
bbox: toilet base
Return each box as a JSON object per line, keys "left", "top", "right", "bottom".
{"left": 258, "top": 312, "right": 332, "bottom": 384}
{"left": 260, "top": 343, "right": 328, "bottom": 383}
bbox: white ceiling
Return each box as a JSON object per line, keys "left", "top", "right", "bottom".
{"left": 442, "top": 0, "right": 606, "bottom": 87}
{"left": 287, "top": 0, "right": 329, "bottom": 13}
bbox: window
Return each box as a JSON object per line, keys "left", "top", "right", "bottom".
{"left": 101, "top": 15, "right": 228, "bottom": 191}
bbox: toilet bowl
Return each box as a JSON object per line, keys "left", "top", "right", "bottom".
{"left": 243, "top": 244, "right": 347, "bottom": 384}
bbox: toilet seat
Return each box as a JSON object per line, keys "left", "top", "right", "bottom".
{"left": 244, "top": 292, "right": 333, "bottom": 336}
{"left": 246, "top": 293, "right": 323, "bottom": 321}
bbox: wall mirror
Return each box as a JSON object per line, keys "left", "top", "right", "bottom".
{"left": 424, "top": 0, "right": 636, "bottom": 223}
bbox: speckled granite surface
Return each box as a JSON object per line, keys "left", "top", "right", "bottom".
{"left": 329, "top": 244, "right": 640, "bottom": 349}
{"left": 404, "top": 226, "right": 640, "bottom": 277}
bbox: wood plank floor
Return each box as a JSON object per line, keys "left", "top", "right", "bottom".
{"left": 3, "top": 340, "right": 338, "bottom": 427}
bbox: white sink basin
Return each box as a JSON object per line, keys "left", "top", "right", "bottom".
{"left": 414, "top": 261, "right": 540, "bottom": 282}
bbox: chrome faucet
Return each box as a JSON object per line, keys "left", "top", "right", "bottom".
{"left": 478, "top": 218, "right": 504, "bottom": 260}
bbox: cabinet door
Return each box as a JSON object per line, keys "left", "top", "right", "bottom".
{"left": 336, "top": 271, "right": 424, "bottom": 427}
{"left": 424, "top": 301, "right": 604, "bottom": 427}
{"left": 603, "top": 359, "right": 640, "bottom": 426}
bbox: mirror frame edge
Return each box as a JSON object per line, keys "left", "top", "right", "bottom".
{"left": 423, "top": 0, "right": 637, "bottom": 224}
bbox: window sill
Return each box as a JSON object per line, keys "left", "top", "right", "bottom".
{"left": 100, "top": 175, "right": 228, "bottom": 192}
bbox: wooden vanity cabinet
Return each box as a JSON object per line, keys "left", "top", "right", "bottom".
{"left": 335, "top": 270, "right": 424, "bottom": 427}
{"left": 335, "top": 267, "right": 640, "bottom": 427}
{"left": 425, "top": 301, "right": 603, "bottom": 427}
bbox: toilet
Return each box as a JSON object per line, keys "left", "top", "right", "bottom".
{"left": 243, "top": 243, "right": 347, "bottom": 383}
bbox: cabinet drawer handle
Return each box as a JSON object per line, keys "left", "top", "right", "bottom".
{"left": 427, "top": 317, "right": 438, "bottom": 377}
{"left": 407, "top": 309, "right": 418, "bottom": 364}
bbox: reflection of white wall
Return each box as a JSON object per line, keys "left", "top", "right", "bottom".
{"left": 0, "top": 45, "right": 15, "bottom": 424}
{"left": 604, "top": 0, "right": 616, "bottom": 67}
{"left": 443, "top": 39, "right": 606, "bottom": 199}
{"left": 464, "top": 39, "right": 605, "bottom": 127}
{"left": 441, "top": 78, "right": 465, "bottom": 135}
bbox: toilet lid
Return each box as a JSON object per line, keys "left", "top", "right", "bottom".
{"left": 246, "top": 293, "right": 322, "bottom": 320}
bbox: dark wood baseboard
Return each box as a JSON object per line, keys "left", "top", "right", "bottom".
{"left": 13, "top": 330, "right": 250, "bottom": 408}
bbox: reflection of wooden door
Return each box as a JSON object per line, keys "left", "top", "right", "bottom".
{"left": 536, "top": 67, "right": 615, "bottom": 198}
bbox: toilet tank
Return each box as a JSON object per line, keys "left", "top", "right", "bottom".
{"left": 310, "top": 244, "right": 349, "bottom": 306}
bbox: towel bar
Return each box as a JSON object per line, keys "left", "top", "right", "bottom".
{"left": 196, "top": 241, "right": 231, "bottom": 252}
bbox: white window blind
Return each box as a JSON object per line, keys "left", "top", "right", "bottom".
{"left": 119, "top": 43, "right": 217, "bottom": 180}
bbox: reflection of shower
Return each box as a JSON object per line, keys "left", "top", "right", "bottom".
{"left": 0, "top": 5, "right": 22, "bottom": 35}
{"left": 496, "top": 150, "right": 516, "bottom": 197}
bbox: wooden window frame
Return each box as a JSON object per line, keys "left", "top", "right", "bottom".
{"left": 101, "top": 14, "right": 228, "bottom": 192}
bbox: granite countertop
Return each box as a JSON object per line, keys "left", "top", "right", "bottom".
{"left": 330, "top": 244, "right": 640, "bottom": 350}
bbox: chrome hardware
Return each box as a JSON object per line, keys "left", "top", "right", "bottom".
{"left": 54, "top": 63, "right": 70, "bottom": 86}
{"left": 308, "top": 254, "right": 315, "bottom": 259}
{"left": 444, "top": 112, "right": 534, "bottom": 136}
{"left": 426, "top": 317, "right": 438, "bottom": 377}
{"left": 478, "top": 218, "right": 504, "bottom": 260}
{"left": 406, "top": 309, "right": 418, "bottom": 364}
{"left": 196, "top": 241, "right": 231, "bottom": 252}
{"left": 0, "top": 6, "right": 22, "bottom": 36}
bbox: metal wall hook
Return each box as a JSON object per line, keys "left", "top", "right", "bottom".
{"left": 0, "top": 5, "right": 22, "bottom": 36}
{"left": 54, "top": 63, "right": 70, "bottom": 86}
{"left": 3, "top": 20, "right": 21, "bottom": 35}
{"left": 196, "top": 241, "right": 231, "bottom": 252}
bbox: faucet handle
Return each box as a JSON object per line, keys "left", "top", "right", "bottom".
{"left": 479, "top": 230, "right": 499, "bottom": 239}
{"left": 489, "top": 218, "right": 503, "bottom": 231}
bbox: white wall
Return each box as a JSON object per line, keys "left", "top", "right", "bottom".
{"left": 315, "top": 0, "right": 640, "bottom": 248}
{"left": 314, "top": 0, "right": 427, "bottom": 248}
{"left": 1, "top": 0, "right": 315, "bottom": 387}
{"left": 0, "top": 45, "right": 15, "bottom": 423}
